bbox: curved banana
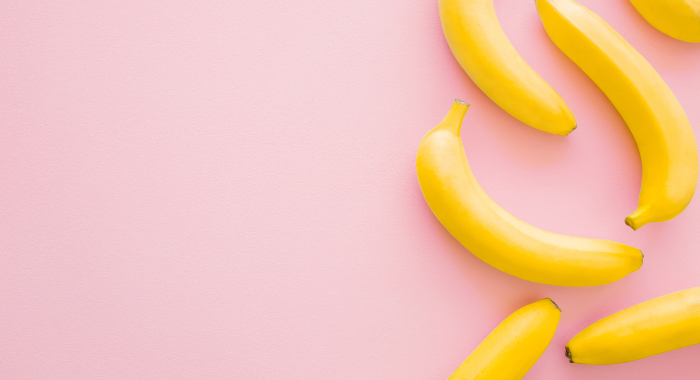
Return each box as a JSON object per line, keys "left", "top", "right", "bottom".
{"left": 630, "top": 0, "right": 700, "bottom": 43}
{"left": 536, "top": 0, "right": 699, "bottom": 230}
{"left": 439, "top": 0, "right": 576, "bottom": 136}
{"left": 416, "top": 100, "right": 643, "bottom": 286}
{"left": 449, "top": 299, "right": 560, "bottom": 380}
{"left": 566, "top": 287, "right": 700, "bottom": 364}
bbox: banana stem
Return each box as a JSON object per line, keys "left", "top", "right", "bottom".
{"left": 439, "top": 99, "right": 470, "bottom": 134}
{"left": 625, "top": 208, "right": 649, "bottom": 230}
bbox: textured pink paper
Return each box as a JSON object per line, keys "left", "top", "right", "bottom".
{"left": 1, "top": 0, "right": 700, "bottom": 378}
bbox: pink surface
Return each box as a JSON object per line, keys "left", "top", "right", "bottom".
{"left": 1, "top": 0, "right": 700, "bottom": 378}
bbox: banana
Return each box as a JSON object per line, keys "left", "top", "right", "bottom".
{"left": 630, "top": 0, "right": 700, "bottom": 43}
{"left": 536, "top": 0, "right": 699, "bottom": 230}
{"left": 566, "top": 287, "right": 700, "bottom": 364}
{"left": 439, "top": 0, "right": 576, "bottom": 136}
{"left": 448, "top": 299, "right": 560, "bottom": 380}
{"left": 416, "top": 100, "right": 643, "bottom": 286}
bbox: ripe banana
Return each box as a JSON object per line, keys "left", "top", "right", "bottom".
{"left": 630, "top": 0, "right": 700, "bottom": 43}
{"left": 566, "top": 287, "right": 700, "bottom": 364}
{"left": 439, "top": 0, "right": 576, "bottom": 136}
{"left": 416, "top": 100, "right": 643, "bottom": 286}
{"left": 448, "top": 299, "right": 560, "bottom": 380}
{"left": 537, "top": 0, "right": 699, "bottom": 230}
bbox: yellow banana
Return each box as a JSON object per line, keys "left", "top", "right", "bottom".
{"left": 630, "top": 0, "right": 700, "bottom": 43}
{"left": 416, "top": 100, "right": 643, "bottom": 286}
{"left": 448, "top": 299, "right": 560, "bottom": 380}
{"left": 439, "top": 0, "right": 576, "bottom": 136}
{"left": 566, "top": 286, "right": 700, "bottom": 364}
{"left": 537, "top": 0, "right": 699, "bottom": 230}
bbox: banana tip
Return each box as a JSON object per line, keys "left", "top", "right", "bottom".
{"left": 454, "top": 98, "right": 470, "bottom": 106}
{"left": 548, "top": 298, "right": 561, "bottom": 312}
{"left": 564, "top": 124, "right": 577, "bottom": 136}
{"left": 565, "top": 346, "right": 573, "bottom": 363}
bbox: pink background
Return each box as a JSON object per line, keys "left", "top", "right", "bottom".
{"left": 1, "top": 0, "right": 700, "bottom": 378}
